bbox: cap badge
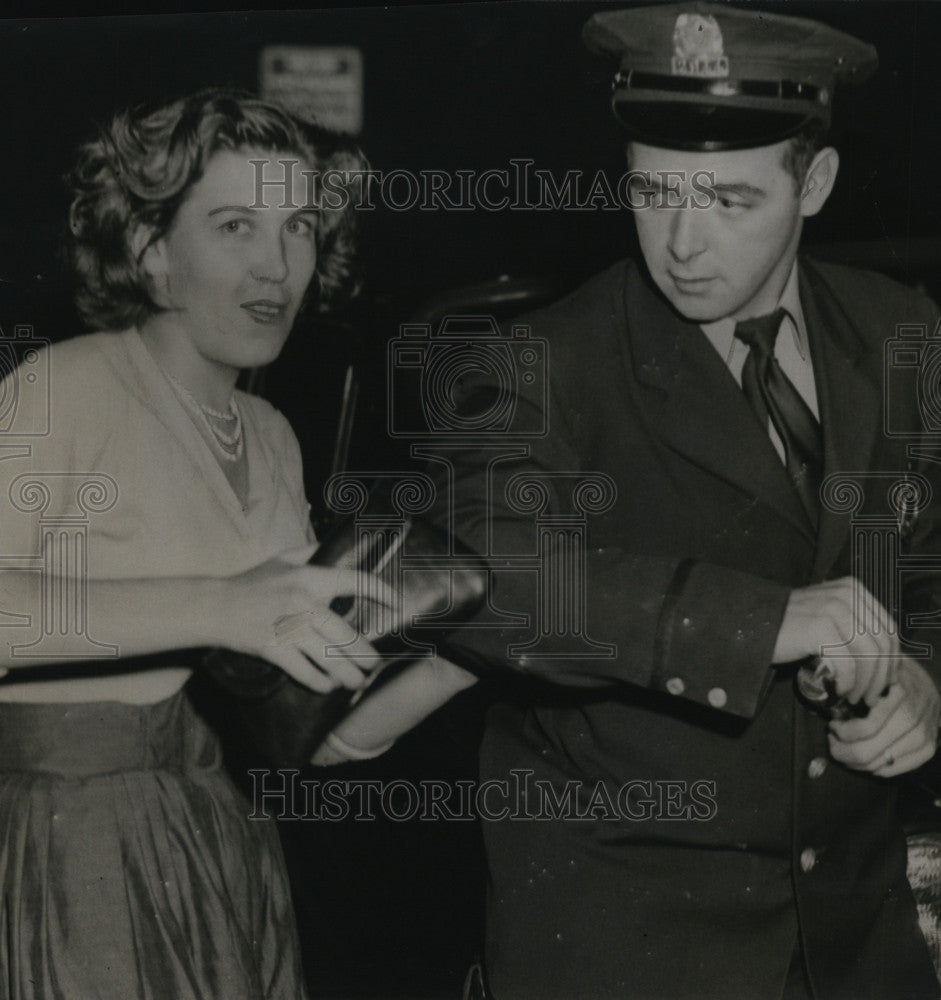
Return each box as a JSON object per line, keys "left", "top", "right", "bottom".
{"left": 671, "top": 13, "right": 729, "bottom": 79}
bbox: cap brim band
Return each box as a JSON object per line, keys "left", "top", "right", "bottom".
{"left": 620, "top": 70, "right": 825, "bottom": 106}
{"left": 613, "top": 101, "right": 818, "bottom": 151}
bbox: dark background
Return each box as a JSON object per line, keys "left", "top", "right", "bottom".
{"left": 2, "top": 3, "right": 941, "bottom": 997}
{"left": 3, "top": 2, "right": 941, "bottom": 487}
{"left": 4, "top": 2, "right": 941, "bottom": 495}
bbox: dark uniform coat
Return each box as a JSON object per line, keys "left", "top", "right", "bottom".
{"left": 438, "top": 256, "right": 941, "bottom": 1000}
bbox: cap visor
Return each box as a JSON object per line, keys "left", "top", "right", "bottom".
{"left": 614, "top": 101, "right": 816, "bottom": 151}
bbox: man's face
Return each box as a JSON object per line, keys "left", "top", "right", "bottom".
{"left": 629, "top": 140, "right": 806, "bottom": 323}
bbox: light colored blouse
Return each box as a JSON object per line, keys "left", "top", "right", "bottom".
{"left": 0, "top": 328, "right": 315, "bottom": 703}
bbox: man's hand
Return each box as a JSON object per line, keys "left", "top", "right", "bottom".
{"left": 773, "top": 577, "right": 898, "bottom": 706}
{"left": 828, "top": 656, "right": 941, "bottom": 777}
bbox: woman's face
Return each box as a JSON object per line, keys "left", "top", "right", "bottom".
{"left": 142, "top": 147, "right": 319, "bottom": 372}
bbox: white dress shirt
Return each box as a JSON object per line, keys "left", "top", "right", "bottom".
{"left": 699, "top": 261, "right": 819, "bottom": 464}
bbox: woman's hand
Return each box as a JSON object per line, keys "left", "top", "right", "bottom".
{"left": 207, "top": 558, "right": 396, "bottom": 694}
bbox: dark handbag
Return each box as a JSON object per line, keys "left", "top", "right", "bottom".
{"left": 201, "top": 492, "right": 488, "bottom": 768}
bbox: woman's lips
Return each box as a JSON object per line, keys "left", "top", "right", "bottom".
{"left": 241, "top": 300, "right": 288, "bottom": 323}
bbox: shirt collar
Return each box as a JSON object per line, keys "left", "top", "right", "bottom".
{"left": 699, "top": 260, "right": 809, "bottom": 364}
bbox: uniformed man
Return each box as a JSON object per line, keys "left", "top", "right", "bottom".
{"left": 439, "top": 4, "right": 941, "bottom": 998}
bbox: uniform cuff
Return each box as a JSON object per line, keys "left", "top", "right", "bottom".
{"left": 651, "top": 560, "right": 791, "bottom": 718}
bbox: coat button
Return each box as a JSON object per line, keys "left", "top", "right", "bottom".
{"left": 707, "top": 687, "right": 727, "bottom": 709}
{"left": 800, "top": 847, "right": 817, "bottom": 873}
{"left": 807, "top": 757, "right": 827, "bottom": 780}
{"left": 665, "top": 677, "right": 685, "bottom": 696}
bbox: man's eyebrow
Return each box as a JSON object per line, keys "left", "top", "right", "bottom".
{"left": 710, "top": 181, "right": 766, "bottom": 198}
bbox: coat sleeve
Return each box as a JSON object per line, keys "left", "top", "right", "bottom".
{"left": 427, "top": 315, "right": 790, "bottom": 722}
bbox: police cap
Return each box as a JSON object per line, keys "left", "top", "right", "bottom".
{"left": 583, "top": 2, "right": 878, "bottom": 150}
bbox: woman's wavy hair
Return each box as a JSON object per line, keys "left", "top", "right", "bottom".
{"left": 68, "top": 88, "right": 368, "bottom": 331}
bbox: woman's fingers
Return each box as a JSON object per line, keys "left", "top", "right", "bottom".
{"left": 310, "top": 567, "right": 397, "bottom": 610}
{"left": 304, "top": 609, "right": 386, "bottom": 674}
{"left": 219, "top": 559, "right": 399, "bottom": 677}
{"left": 258, "top": 645, "right": 338, "bottom": 694}
{"left": 272, "top": 609, "right": 382, "bottom": 687}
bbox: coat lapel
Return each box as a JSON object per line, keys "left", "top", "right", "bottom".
{"left": 622, "top": 264, "right": 816, "bottom": 544}
{"left": 799, "top": 260, "right": 883, "bottom": 578}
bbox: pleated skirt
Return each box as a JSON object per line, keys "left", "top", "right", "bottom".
{"left": 0, "top": 690, "right": 309, "bottom": 1000}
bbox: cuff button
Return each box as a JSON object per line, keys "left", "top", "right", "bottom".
{"left": 707, "top": 687, "right": 727, "bottom": 709}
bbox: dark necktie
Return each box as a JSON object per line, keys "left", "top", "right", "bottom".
{"left": 733, "top": 308, "right": 824, "bottom": 528}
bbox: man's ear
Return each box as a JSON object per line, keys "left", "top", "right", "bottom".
{"left": 799, "top": 147, "right": 839, "bottom": 218}
{"left": 134, "top": 228, "right": 172, "bottom": 308}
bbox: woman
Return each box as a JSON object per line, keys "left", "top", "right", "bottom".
{"left": 0, "top": 89, "right": 381, "bottom": 1000}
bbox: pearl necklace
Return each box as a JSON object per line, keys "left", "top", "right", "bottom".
{"left": 167, "top": 372, "right": 244, "bottom": 462}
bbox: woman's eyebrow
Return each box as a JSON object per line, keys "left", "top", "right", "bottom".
{"left": 207, "top": 205, "right": 320, "bottom": 217}
{"left": 207, "top": 205, "right": 256, "bottom": 216}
